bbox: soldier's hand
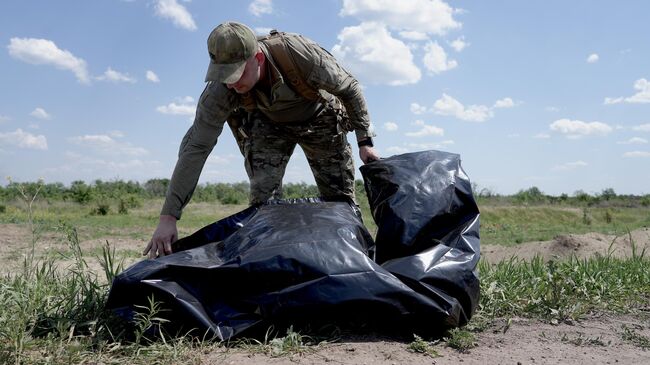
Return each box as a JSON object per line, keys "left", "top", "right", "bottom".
{"left": 359, "top": 146, "right": 380, "bottom": 164}
{"left": 143, "top": 215, "right": 178, "bottom": 259}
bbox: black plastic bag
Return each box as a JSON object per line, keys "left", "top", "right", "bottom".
{"left": 106, "top": 150, "right": 480, "bottom": 340}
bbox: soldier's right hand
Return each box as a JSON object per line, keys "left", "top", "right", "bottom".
{"left": 143, "top": 215, "right": 178, "bottom": 259}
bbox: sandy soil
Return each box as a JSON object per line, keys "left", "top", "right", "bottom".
{"left": 204, "top": 313, "right": 650, "bottom": 364}
{"left": 1, "top": 223, "right": 649, "bottom": 364}
{"left": 482, "top": 227, "right": 650, "bottom": 263}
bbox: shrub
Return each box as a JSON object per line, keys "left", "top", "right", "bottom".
{"left": 70, "top": 180, "right": 94, "bottom": 204}
{"left": 93, "top": 201, "right": 111, "bottom": 216}
{"left": 118, "top": 194, "right": 143, "bottom": 214}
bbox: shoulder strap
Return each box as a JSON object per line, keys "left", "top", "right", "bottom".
{"left": 240, "top": 92, "right": 256, "bottom": 112}
{"left": 261, "top": 30, "right": 322, "bottom": 102}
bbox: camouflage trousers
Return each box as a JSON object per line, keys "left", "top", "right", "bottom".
{"left": 228, "top": 107, "right": 355, "bottom": 205}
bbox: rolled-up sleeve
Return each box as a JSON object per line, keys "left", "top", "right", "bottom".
{"left": 161, "top": 82, "right": 238, "bottom": 219}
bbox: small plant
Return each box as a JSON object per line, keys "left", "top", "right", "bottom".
{"left": 269, "top": 326, "right": 312, "bottom": 357}
{"left": 132, "top": 295, "right": 171, "bottom": 347}
{"left": 407, "top": 334, "right": 439, "bottom": 357}
{"left": 621, "top": 325, "right": 650, "bottom": 349}
{"left": 604, "top": 209, "right": 613, "bottom": 223}
{"left": 582, "top": 209, "right": 589, "bottom": 224}
{"left": 93, "top": 201, "right": 111, "bottom": 216}
{"left": 445, "top": 328, "right": 476, "bottom": 352}
{"left": 118, "top": 194, "right": 143, "bottom": 214}
{"left": 560, "top": 333, "right": 609, "bottom": 347}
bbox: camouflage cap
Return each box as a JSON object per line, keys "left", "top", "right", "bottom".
{"left": 205, "top": 22, "right": 258, "bottom": 83}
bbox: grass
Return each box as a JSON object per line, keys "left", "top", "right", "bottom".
{"left": 621, "top": 325, "right": 650, "bottom": 350}
{"left": 480, "top": 205, "right": 650, "bottom": 245}
{"left": 407, "top": 334, "right": 439, "bottom": 357}
{"left": 478, "top": 253, "right": 650, "bottom": 322}
{"left": 1, "top": 191, "right": 650, "bottom": 363}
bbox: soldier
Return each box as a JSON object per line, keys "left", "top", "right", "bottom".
{"left": 144, "top": 21, "right": 379, "bottom": 258}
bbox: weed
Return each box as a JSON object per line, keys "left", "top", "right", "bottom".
{"left": 445, "top": 328, "right": 476, "bottom": 352}
{"left": 560, "top": 333, "right": 610, "bottom": 347}
{"left": 233, "top": 326, "right": 318, "bottom": 357}
{"left": 407, "top": 334, "right": 439, "bottom": 357}
{"left": 621, "top": 325, "right": 650, "bottom": 349}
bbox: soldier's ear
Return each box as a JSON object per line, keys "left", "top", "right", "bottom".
{"left": 255, "top": 51, "right": 265, "bottom": 65}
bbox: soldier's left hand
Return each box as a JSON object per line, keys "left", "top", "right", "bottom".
{"left": 359, "top": 146, "right": 380, "bottom": 164}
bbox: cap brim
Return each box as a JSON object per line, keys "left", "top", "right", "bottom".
{"left": 205, "top": 60, "right": 247, "bottom": 83}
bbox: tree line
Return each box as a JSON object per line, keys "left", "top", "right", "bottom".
{"left": 1, "top": 179, "right": 648, "bottom": 208}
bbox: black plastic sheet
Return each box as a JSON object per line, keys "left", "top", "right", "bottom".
{"left": 106, "top": 150, "right": 480, "bottom": 340}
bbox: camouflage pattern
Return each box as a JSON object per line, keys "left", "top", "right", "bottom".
{"left": 243, "top": 107, "right": 355, "bottom": 205}
{"left": 161, "top": 31, "right": 369, "bottom": 219}
{"left": 205, "top": 22, "right": 257, "bottom": 83}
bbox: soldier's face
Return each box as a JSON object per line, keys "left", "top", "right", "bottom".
{"left": 226, "top": 54, "right": 261, "bottom": 94}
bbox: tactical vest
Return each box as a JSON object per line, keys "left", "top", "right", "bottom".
{"left": 239, "top": 30, "right": 324, "bottom": 112}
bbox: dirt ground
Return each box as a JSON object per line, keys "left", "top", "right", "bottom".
{"left": 204, "top": 314, "right": 650, "bottom": 364}
{"left": 1, "top": 223, "right": 649, "bottom": 364}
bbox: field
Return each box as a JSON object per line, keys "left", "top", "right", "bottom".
{"left": 1, "top": 183, "right": 649, "bottom": 364}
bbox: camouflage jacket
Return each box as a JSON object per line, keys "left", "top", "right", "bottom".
{"left": 161, "top": 33, "right": 372, "bottom": 219}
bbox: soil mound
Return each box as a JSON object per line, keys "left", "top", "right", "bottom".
{"left": 482, "top": 227, "right": 650, "bottom": 263}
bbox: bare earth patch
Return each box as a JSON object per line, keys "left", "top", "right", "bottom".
{"left": 482, "top": 227, "right": 650, "bottom": 263}
{"left": 2, "top": 223, "right": 649, "bottom": 364}
{"left": 203, "top": 314, "right": 649, "bottom": 364}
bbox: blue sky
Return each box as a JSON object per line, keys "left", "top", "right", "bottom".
{"left": 1, "top": 0, "right": 649, "bottom": 196}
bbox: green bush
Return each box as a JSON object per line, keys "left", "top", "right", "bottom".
{"left": 92, "top": 201, "right": 111, "bottom": 216}
{"left": 513, "top": 186, "right": 547, "bottom": 204}
{"left": 70, "top": 180, "right": 94, "bottom": 204}
{"left": 0, "top": 204, "right": 5, "bottom": 214}
{"left": 117, "top": 194, "right": 142, "bottom": 214}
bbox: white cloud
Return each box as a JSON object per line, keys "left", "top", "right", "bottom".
{"left": 254, "top": 27, "right": 273, "bottom": 36}
{"left": 96, "top": 67, "right": 136, "bottom": 83}
{"left": 146, "top": 70, "right": 160, "bottom": 83}
{"left": 0, "top": 115, "right": 10, "bottom": 123}
{"left": 69, "top": 134, "right": 148, "bottom": 156}
{"left": 545, "top": 106, "right": 560, "bottom": 112}
{"left": 405, "top": 120, "right": 444, "bottom": 137}
{"left": 617, "top": 137, "right": 647, "bottom": 145}
{"left": 493, "top": 97, "right": 515, "bottom": 109}
{"left": 383, "top": 122, "right": 398, "bottom": 131}
{"left": 156, "top": 97, "right": 196, "bottom": 116}
{"left": 586, "top": 53, "right": 599, "bottom": 63}
{"left": 407, "top": 140, "right": 453, "bottom": 149}
{"left": 109, "top": 130, "right": 125, "bottom": 138}
{"left": 549, "top": 119, "right": 613, "bottom": 137}
{"left": 332, "top": 22, "right": 421, "bottom": 86}
{"left": 622, "top": 151, "right": 650, "bottom": 158}
{"left": 422, "top": 41, "right": 457, "bottom": 74}
{"left": 398, "top": 30, "right": 428, "bottom": 41}
{"left": 450, "top": 36, "right": 468, "bottom": 52}
{"left": 632, "top": 123, "right": 650, "bottom": 132}
{"left": 387, "top": 146, "right": 410, "bottom": 154}
{"left": 207, "top": 154, "right": 237, "bottom": 165}
{"left": 340, "top": 0, "right": 462, "bottom": 36}
{"left": 154, "top": 0, "right": 197, "bottom": 31}
{"left": 552, "top": 161, "right": 588, "bottom": 171}
{"left": 30, "top": 107, "right": 51, "bottom": 120}
{"left": 386, "top": 140, "right": 453, "bottom": 154}
{"left": 604, "top": 78, "right": 650, "bottom": 104}
{"left": 410, "top": 102, "right": 428, "bottom": 115}
{"left": 534, "top": 133, "right": 550, "bottom": 139}
{"left": 0, "top": 128, "right": 47, "bottom": 150}
{"left": 249, "top": 0, "right": 273, "bottom": 17}
{"left": 7, "top": 37, "right": 90, "bottom": 83}
{"left": 433, "top": 93, "right": 493, "bottom": 122}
